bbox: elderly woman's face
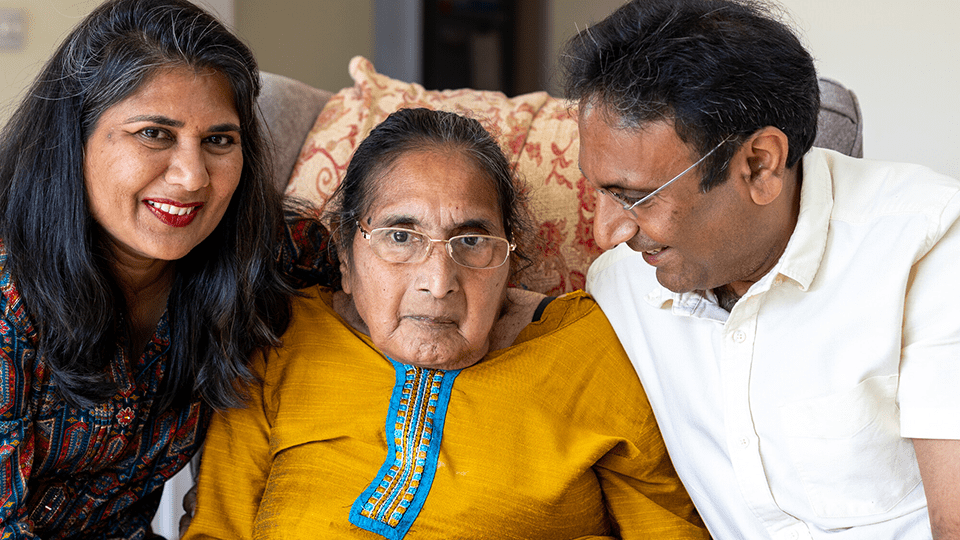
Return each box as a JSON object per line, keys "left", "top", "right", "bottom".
{"left": 341, "top": 149, "right": 511, "bottom": 370}
{"left": 83, "top": 66, "right": 243, "bottom": 265}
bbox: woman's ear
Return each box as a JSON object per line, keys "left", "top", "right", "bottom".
{"left": 742, "top": 126, "right": 790, "bottom": 206}
{"left": 340, "top": 261, "right": 350, "bottom": 294}
{"left": 339, "top": 253, "right": 352, "bottom": 295}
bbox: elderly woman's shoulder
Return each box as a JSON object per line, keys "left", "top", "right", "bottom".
{"left": 492, "top": 288, "right": 606, "bottom": 350}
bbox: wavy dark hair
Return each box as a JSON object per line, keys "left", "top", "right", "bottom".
{"left": 325, "top": 108, "right": 536, "bottom": 283}
{"left": 0, "top": 0, "right": 292, "bottom": 411}
{"left": 561, "top": 0, "right": 820, "bottom": 190}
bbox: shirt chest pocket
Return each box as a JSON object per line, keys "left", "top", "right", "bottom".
{"left": 779, "top": 375, "right": 922, "bottom": 519}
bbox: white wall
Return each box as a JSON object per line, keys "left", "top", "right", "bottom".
{"left": 546, "top": 0, "right": 960, "bottom": 179}
{"left": 779, "top": 0, "right": 959, "bottom": 178}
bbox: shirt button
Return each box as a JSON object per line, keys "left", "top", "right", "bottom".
{"left": 733, "top": 330, "right": 747, "bottom": 343}
{"left": 739, "top": 437, "right": 750, "bottom": 448}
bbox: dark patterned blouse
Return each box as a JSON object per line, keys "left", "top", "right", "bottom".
{"left": 0, "top": 218, "right": 335, "bottom": 539}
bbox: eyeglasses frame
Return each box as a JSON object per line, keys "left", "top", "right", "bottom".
{"left": 356, "top": 221, "right": 516, "bottom": 269}
{"left": 595, "top": 135, "right": 733, "bottom": 217}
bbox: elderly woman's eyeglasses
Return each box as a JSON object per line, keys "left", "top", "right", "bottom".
{"left": 595, "top": 135, "right": 732, "bottom": 216}
{"left": 357, "top": 221, "right": 516, "bottom": 269}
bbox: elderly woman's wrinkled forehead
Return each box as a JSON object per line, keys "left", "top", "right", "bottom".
{"left": 354, "top": 144, "right": 502, "bottom": 219}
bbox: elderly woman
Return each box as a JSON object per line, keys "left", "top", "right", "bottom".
{"left": 0, "top": 0, "right": 332, "bottom": 537}
{"left": 184, "top": 108, "right": 707, "bottom": 540}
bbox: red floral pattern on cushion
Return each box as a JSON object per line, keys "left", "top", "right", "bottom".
{"left": 286, "top": 56, "right": 603, "bottom": 295}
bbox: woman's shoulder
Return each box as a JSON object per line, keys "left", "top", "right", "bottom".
{"left": 512, "top": 290, "right": 605, "bottom": 344}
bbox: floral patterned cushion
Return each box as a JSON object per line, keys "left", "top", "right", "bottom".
{"left": 287, "top": 56, "right": 601, "bottom": 295}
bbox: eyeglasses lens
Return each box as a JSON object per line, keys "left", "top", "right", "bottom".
{"left": 369, "top": 228, "right": 510, "bottom": 269}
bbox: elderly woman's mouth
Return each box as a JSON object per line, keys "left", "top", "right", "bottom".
{"left": 404, "top": 315, "right": 457, "bottom": 327}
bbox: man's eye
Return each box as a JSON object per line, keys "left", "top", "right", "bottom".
{"left": 618, "top": 193, "right": 642, "bottom": 205}
{"left": 607, "top": 189, "right": 641, "bottom": 205}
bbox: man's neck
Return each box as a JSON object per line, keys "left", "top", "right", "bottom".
{"left": 714, "top": 285, "right": 742, "bottom": 312}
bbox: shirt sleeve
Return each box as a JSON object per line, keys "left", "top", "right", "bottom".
{"left": 592, "top": 395, "right": 710, "bottom": 540}
{"left": 0, "top": 315, "right": 40, "bottom": 539}
{"left": 182, "top": 354, "right": 272, "bottom": 540}
{"left": 277, "top": 211, "right": 340, "bottom": 290}
{"left": 569, "top": 306, "right": 708, "bottom": 540}
{"left": 899, "top": 190, "right": 960, "bottom": 439}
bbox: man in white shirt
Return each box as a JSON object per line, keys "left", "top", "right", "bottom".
{"left": 561, "top": 0, "right": 960, "bottom": 538}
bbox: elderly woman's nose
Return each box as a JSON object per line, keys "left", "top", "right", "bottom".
{"left": 165, "top": 142, "right": 210, "bottom": 191}
{"left": 415, "top": 243, "right": 460, "bottom": 298}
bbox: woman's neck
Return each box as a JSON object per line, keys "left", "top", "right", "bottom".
{"left": 487, "top": 288, "right": 545, "bottom": 351}
{"left": 110, "top": 255, "right": 175, "bottom": 356}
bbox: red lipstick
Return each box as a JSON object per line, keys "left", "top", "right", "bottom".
{"left": 144, "top": 199, "right": 204, "bottom": 228}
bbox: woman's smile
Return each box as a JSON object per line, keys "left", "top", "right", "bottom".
{"left": 144, "top": 199, "right": 205, "bottom": 227}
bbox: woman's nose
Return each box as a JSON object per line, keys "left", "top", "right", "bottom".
{"left": 165, "top": 142, "right": 210, "bottom": 191}
{"left": 592, "top": 192, "right": 640, "bottom": 250}
{"left": 415, "top": 241, "right": 460, "bottom": 298}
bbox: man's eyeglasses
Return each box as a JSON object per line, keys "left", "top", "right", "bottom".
{"left": 595, "top": 135, "right": 732, "bottom": 216}
{"left": 357, "top": 221, "right": 516, "bottom": 269}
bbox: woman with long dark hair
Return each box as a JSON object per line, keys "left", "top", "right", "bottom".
{"left": 0, "top": 0, "right": 323, "bottom": 536}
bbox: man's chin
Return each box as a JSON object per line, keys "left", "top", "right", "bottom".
{"left": 655, "top": 268, "right": 700, "bottom": 295}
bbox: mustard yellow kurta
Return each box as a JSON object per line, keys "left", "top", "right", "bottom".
{"left": 185, "top": 287, "right": 706, "bottom": 540}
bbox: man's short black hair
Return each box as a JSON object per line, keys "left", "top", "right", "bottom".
{"left": 561, "top": 0, "right": 820, "bottom": 190}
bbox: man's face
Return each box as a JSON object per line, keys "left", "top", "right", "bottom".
{"left": 578, "top": 105, "right": 772, "bottom": 294}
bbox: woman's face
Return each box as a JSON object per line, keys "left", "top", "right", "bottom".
{"left": 341, "top": 149, "right": 511, "bottom": 370}
{"left": 83, "top": 66, "right": 243, "bottom": 266}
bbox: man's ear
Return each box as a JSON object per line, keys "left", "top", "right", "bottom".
{"left": 738, "top": 126, "right": 790, "bottom": 206}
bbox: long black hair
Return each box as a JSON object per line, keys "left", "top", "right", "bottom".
{"left": 0, "top": 0, "right": 292, "bottom": 411}
{"left": 561, "top": 0, "right": 820, "bottom": 190}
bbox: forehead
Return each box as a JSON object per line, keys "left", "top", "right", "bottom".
{"left": 364, "top": 149, "right": 504, "bottom": 231}
{"left": 577, "top": 106, "right": 691, "bottom": 189}
{"left": 100, "top": 67, "right": 238, "bottom": 124}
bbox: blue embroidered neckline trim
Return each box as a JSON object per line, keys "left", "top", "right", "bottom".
{"left": 349, "top": 359, "right": 460, "bottom": 540}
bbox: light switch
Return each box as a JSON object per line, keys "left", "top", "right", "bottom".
{"left": 0, "top": 9, "right": 26, "bottom": 51}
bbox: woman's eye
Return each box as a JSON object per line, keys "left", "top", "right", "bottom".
{"left": 206, "top": 134, "right": 236, "bottom": 147}
{"left": 139, "top": 128, "right": 166, "bottom": 139}
{"left": 458, "top": 235, "right": 483, "bottom": 248}
{"left": 389, "top": 230, "right": 410, "bottom": 243}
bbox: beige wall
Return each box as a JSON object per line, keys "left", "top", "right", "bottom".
{"left": 234, "top": 0, "right": 373, "bottom": 93}
{"left": 0, "top": 0, "right": 373, "bottom": 125}
{"left": 544, "top": 0, "right": 624, "bottom": 94}
{"left": 0, "top": 0, "right": 101, "bottom": 123}
{"left": 2, "top": 0, "right": 958, "bottom": 179}
{"left": 544, "top": 0, "right": 960, "bottom": 179}
{"left": 779, "top": 0, "right": 959, "bottom": 179}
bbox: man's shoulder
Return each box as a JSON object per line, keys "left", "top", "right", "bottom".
{"left": 585, "top": 244, "right": 661, "bottom": 309}
{"left": 812, "top": 148, "right": 960, "bottom": 222}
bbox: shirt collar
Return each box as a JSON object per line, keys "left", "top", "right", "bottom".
{"left": 773, "top": 148, "right": 834, "bottom": 292}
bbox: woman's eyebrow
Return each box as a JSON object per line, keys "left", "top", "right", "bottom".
{"left": 123, "top": 114, "right": 182, "bottom": 127}
{"left": 122, "top": 115, "right": 241, "bottom": 133}
{"left": 374, "top": 215, "right": 496, "bottom": 232}
{"left": 456, "top": 218, "right": 496, "bottom": 232}
{"left": 209, "top": 122, "right": 242, "bottom": 133}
